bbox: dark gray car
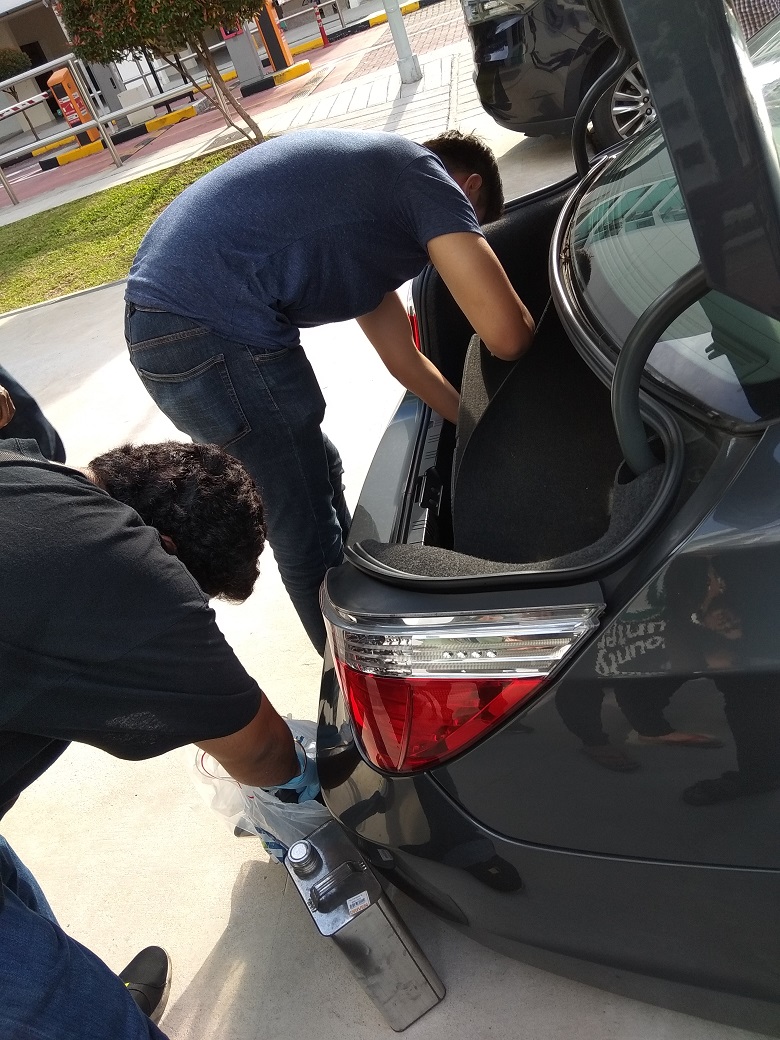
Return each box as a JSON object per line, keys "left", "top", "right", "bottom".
{"left": 461, "top": 0, "right": 653, "bottom": 148}
{"left": 318, "top": 2, "right": 780, "bottom": 1033}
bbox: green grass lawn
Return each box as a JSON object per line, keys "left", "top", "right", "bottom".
{"left": 0, "top": 143, "right": 249, "bottom": 314}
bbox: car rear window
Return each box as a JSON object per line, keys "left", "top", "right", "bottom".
{"left": 569, "top": 15, "right": 780, "bottom": 425}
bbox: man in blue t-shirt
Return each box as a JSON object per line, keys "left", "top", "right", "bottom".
{"left": 125, "top": 128, "right": 535, "bottom": 652}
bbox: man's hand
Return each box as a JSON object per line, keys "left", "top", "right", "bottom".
{"left": 427, "top": 232, "right": 535, "bottom": 360}
{"left": 0, "top": 385, "right": 15, "bottom": 430}
{"left": 196, "top": 693, "right": 299, "bottom": 788}
{"left": 357, "top": 292, "right": 460, "bottom": 424}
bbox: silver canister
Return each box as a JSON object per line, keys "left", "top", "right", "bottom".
{"left": 284, "top": 820, "right": 445, "bottom": 1031}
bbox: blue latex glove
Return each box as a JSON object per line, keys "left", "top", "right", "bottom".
{"left": 264, "top": 739, "right": 320, "bottom": 803}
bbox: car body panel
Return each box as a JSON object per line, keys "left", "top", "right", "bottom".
{"left": 435, "top": 424, "right": 780, "bottom": 868}
{"left": 468, "top": 0, "right": 611, "bottom": 134}
{"left": 318, "top": 2, "right": 780, "bottom": 1029}
{"left": 318, "top": 649, "right": 780, "bottom": 1029}
{"left": 346, "top": 391, "right": 424, "bottom": 547}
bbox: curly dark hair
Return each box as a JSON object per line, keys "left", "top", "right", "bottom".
{"left": 89, "top": 441, "right": 266, "bottom": 603}
{"left": 423, "top": 130, "right": 504, "bottom": 223}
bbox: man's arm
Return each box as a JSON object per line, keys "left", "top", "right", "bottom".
{"left": 427, "top": 232, "right": 535, "bottom": 360}
{"left": 196, "top": 693, "right": 299, "bottom": 788}
{"left": 356, "top": 291, "right": 460, "bottom": 424}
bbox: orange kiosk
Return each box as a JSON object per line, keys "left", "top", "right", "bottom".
{"left": 254, "top": 0, "right": 293, "bottom": 71}
{"left": 46, "top": 68, "right": 100, "bottom": 145}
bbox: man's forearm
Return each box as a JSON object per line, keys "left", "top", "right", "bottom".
{"left": 393, "top": 350, "right": 460, "bottom": 425}
{"left": 357, "top": 293, "right": 460, "bottom": 424}
{"left": 196, "top": 693, "right": 299, "bottom": 788}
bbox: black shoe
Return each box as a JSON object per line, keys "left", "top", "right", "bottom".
{"left": 120, "top": 946, "right": 172, "bottom": 1024}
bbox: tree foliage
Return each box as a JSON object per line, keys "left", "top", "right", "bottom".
{"left": 0, "top": 47, "right": 32, "bottom": 86}
{"left": 58, "top": 0, "right": 265, "bottom": 140}
{"left": 58, "top": 0, "right": 260, "bottom": 65}
{"left": 0, "top": 48, "right": 41, "bottom": 140}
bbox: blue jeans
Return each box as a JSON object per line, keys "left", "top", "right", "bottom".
{"left": 125, "top": 304, "right": 351, "bottom": 653}
{"left": 0, "top": 363, "right": 66, "bottom": 462}
{"left": 0, "top": 837, "right": 167, "bottom": 1040}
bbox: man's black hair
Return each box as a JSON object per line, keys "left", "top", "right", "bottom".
{"left": 89, "top": 441, "right": 266, "bottom": 603}
{"left": 423, "top": 130, "right": 505, "bottom": 223}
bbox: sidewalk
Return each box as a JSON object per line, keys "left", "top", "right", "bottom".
{"left": 0, "top": 0, "right": 572, "bottom": 226}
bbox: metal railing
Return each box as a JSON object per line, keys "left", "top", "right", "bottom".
{"left": 0, "top": 0, "right": 353, "bottom": 208}
{"left": 0, "top": 52, "right": 218, "bottom": 207}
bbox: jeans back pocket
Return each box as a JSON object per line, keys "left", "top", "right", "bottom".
{"left": 136, "top": 354, "right": 250, "bottom": 447}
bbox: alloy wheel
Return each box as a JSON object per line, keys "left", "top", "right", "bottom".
{"left": 610, "top": 62, "right": 655, "bottom": 139}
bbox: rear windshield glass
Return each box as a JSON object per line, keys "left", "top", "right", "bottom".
{"left": 569, "top": 15, "right": 780, "bottom": 424}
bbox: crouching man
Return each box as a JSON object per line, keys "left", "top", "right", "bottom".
{"left": 0, "top": 436, "right": 313, "bottom": 1040}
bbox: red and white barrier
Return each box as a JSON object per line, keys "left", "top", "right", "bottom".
{"left": 0, "top": 90, "right": 51, "bottom": 122}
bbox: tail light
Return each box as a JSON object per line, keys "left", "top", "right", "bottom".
{"left": 326, "top": 605, "right": 602, "bottom": 773}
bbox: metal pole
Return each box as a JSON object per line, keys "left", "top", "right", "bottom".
{"left": 141, "top": 48, "right": 166, "bottom": 95}
{"left": 0, "top": 164, "right": 19, "bottom": 206}
{"left": 382, "top": 0, "right": 421, "bottom": 83}
{"left": 313, "top": 1, "right": 331, "bottom": 46}
{"left": 67, "top": 59, "right": 122, "bottom": 169}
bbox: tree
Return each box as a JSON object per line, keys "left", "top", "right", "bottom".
{"left": 0, "top": 48, "right": 42, "bottom": 141}
{"left": 57, "top": 0, "right": 265, "bottom": 142}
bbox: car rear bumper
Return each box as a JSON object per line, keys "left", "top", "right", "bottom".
{"left": 317, "top": 655, "right": 780, "bottom": 1034}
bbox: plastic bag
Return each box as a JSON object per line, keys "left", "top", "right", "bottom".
{"left": 239, "top": 719, "right": 332, "bottom": 855}
{"left": 190, "top": 746, "right": 247, "bottom": 831}
{"left": 189, "top": 718, "right": 332, "bottom": 861}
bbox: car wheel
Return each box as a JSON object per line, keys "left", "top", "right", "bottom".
{"left": 590, "top": 60, "right": 656, "bottom": 151}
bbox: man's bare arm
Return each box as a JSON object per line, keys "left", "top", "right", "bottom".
{"left": 427, "top": 232, "right": 535, "bottom": 360}
{"left": 356, "top": 291, "right": 460, "bottom": 424}
{"left": 196, "top": 693, "right": 298, "bottom": 788}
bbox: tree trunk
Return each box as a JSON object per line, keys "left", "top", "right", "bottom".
{"left": 160, "top": 52, "right": 228, "bottom": 118}
{"left": 158, "top": 49, "right": 256, "bottom": 145}
{"left": 6, "top": 86, "right": 40, "bottom": 141}
{"left": 191, "top": 34, "right": 264, "bottom": 143}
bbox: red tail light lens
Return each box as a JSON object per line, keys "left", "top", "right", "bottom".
{"left": 336, "top": 665, "right": 539, "bottom": 771}
{"left": 326, "top": 605, "right": 602, "bottom": 774}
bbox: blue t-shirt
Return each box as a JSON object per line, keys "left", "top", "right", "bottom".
{"left": 126, "top": 129, "right": 483, "bottom": 350}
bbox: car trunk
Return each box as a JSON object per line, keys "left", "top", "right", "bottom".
{"left": 348, "top": 178, "right": 690, "bottom": 587}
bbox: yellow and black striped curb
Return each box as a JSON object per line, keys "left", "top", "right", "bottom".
{"left": 38, "top": 139, "right": 105, "bottom": 169}
{"left": 273, "top": 59, "right": 312, "bottom": 83}
{"left": 38, "top": 106, "right": 197, "bottom": 170}
{"left": 368, "top": 0, "right": 420, "bottom": 27}
{"left": 239, "top": 59, "right": 312, "bottom": 96}
{"left": 31, "top": 134, "right": 76, "bottom": 156}
{"left": 290, "top": 0, "right": 428, "bottom": 54}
